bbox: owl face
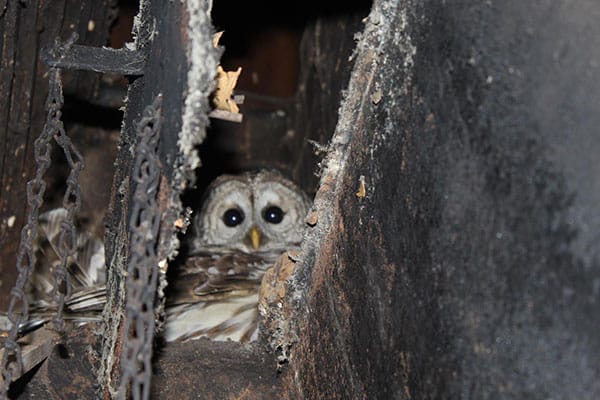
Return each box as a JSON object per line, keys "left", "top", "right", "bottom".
{"left": 192, "top": 171, "right": 310, "bottom": 254}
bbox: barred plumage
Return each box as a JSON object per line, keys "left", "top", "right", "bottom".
{"left": 2, "top": 171, "right": 310, "bottom": 343}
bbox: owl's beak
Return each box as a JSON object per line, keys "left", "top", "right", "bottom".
{"left": 249, "top": 226, "right": 261, "bottom": 250}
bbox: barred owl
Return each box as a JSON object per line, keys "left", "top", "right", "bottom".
{"left": 165, "top": 170, "right": 311, "bottom": 342}
{"left": 4, "top": 170, "right": 310, "bottom": 344}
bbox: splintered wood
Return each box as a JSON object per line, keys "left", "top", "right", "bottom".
{"left": 0, "top": 327, "right": 56, "bottom": 386}
{"left": 209, "top": 31, "right": 243, "bottom": 123}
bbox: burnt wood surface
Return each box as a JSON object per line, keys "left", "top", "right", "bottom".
{"left": 150, "top": 340, "right": 280, "bottom": 399}
{"left": 280, "top": 0, "right": 600, "bottom": 399}
{"left": 100, "top": 0, "right": 221, "bottom": 397}
{"left": 288, "top": 12, "right": 368, "bottom": 194}
{"left": 18, "top": 324, "right": 280, "bottom": 400}
{"left": 43, "top": 45, "right": 144, "bottom": 76}
{"left": 17, "top": 324, "right": 101, "bottom": 399}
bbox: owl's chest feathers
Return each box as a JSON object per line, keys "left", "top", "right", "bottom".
{"left": 167, "top": 251, "right": 274, "bottom": 300}
{"left": 162, "top": 249, "right": 288, "bottom": 343}
{"left": 164, "top": 293, "right": 260, "bottom": 343}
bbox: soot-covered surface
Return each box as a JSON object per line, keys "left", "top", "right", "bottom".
{"left": 283, "top": 1, "right": 600, "bottom": 398}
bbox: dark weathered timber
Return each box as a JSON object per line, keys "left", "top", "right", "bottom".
{"left": 288, "top": 12, "right": 370, "bottom": 194}
{"left": 18, "top": 324, "right": 101, "bottom": 399}
{"left": 197, "top": 2, "right": 371, "bottom": 196}
{"left": 278, "top": 0, "right": 600, "bottom": 399}
{"left": 57, "top": 0, "right": 120, "bottom": 102}
{"left": 0, "top": 0, "right": 113, "bottom": 313}
{"left": 17, "top": 323, "right": 281, "bottom": 400}
{"left": 99, "top": 0, "right": 220, "bottom": 397}
{"left": 151, "top": 340, "right": 280, "bottom": 399}
{"left": 43, "top": 45, "right": 144, "bottom": 75}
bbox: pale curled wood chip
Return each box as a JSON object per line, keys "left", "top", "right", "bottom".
{"left": 174, "top": 218, "right": 185, "bottom": 229}
{"left": 305, "top": 211, "right": 318, "bottom": 226}
{"left": 210, "top": 30, "right": 243, "bottom": 119}
{"left": 356, "top": 175, "right": 367, "bottom": 198}
{"left": 213, "top": 65, "right": 242, "bottom": 113}
{"left": 212, "top": 31, "right": 224, "bottom": 48}
{"left": 208, "top": 109, "right": 243, "bottom": 123}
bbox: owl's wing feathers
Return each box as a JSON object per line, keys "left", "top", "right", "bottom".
{"left": 30, "top": 208, "right": 106, "bottom": 300}
{"left": 168, "top": 251, "right": 273, "bottom": 305}
{"left": 69, "top": 234, "right": 105, "bottom": 289}
{"left": 63, "top": 286, "right": 107, "bottom": 314}
{"left": 16, "top": 208, "right": 108, "bottom": 333}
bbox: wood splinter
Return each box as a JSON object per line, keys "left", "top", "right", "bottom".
{"left": 0, "top": 327, "right": 57, "bottom": 386}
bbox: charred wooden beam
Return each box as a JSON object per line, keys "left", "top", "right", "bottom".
{"left": 43, "top": 45, "right": 144, "bottom": 76}
{"left": 100, "top": 0, "right": 220, "bottom": 396}
{"left": 17, "top": 324, "right": 101, "bottom": 399}
{"left": 278, "top": 0, "right": 600, "bottom": 398}
{"left": 151, "top": 340, "right": 280, "bottom": 399}
{"left": 0, "top": 328, "right": 56, "bottom": 389}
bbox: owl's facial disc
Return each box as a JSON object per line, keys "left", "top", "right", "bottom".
{"left": 194, "top": 171, "right": 310, "bottom": 254}
{"left": 252, "top": 179, "right": 310, "bottom": 250}
{"left": 199, "top": 179, "right": 253, "bottom": 248}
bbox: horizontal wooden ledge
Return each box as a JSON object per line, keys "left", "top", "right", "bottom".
{"left": 42, "top": 45, "right": 145, "bottom": 76}
{"left": 0, "top": 327, "right": 57, "bottom": 386}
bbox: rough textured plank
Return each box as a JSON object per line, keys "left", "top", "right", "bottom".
{"left": 151, "top": 340, "right": 280, "bottom": 399}
{"left": 16, "top": 324, "right": 280, "bottom": 399}
{"left": 288, "top": 12, "right": 369, "bottom": 193}
{"left": 43, "top": 45, "right": 144, "bottom": 75}
{"left": 100, "top": 0, "right": 220, "bottom": 395}
{"left": 279, "top": 0, "right": 600, "bottom": 399}
{"left": 18, "top": 324, "right": 101, "bottom": 399}
{"left": 0, "top": 327, "right": 56, "bottom": 388}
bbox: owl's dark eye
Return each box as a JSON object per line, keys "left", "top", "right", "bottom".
{"left": 263, "top": 206, "right": 284, "bottom": 224}
{"left": 222, "top": 208, "right": 244, "bottom": 227}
